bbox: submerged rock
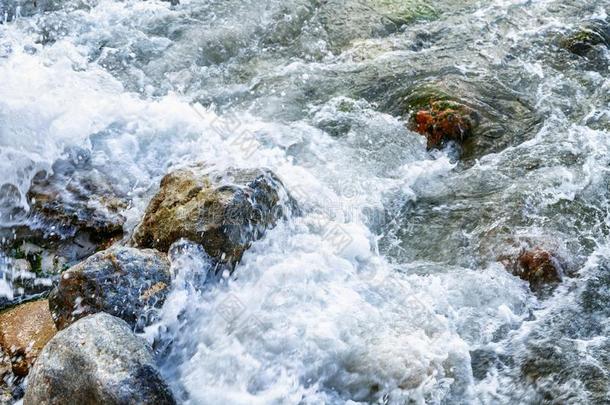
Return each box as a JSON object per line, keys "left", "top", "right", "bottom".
{"left": 504, "top": 248, "right": 563, "bottom": 291}
{"left": 49, "top": 246, "right": 171, "bottom": 330}
{"left": 0, "top": 300, "right": 56, "bottom": 377}
{"left": 133, "top": 165, "right": 295, "bottom": 266}
{"left": 0, "top": 0, "right": 63, "bottom": 21}
{"left": 396, "top": 82, "right": 538, "bottom": 160}
{"left": 23, "top": 313, "right": 175, "bottom": 405}
{"left": 409, "top": 100, "right": 479, "bottom": 150}
{"left": 560, "top": 20, "right": 610, "bottom": 57}
{"left": 317, "top": 0, "right": 436, "bottom": 53}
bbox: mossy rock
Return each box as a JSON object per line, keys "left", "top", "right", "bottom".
{"left": 396, "top": 80, "right": 540, "bottom": 161}
{"left": 560, "top": 21, "right": 610, "bottom": 57}
{"left": 402, "top": 86, "right": 480, "bottom": 150}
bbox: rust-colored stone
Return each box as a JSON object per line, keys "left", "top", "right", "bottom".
{"left": 513, "top": 248, "right": 562, "bottom": 290}
{"left": 0, "top": 300, "right": 57, "bottom": 377}
{"left": 410, "top": 100, "right": 478, "bottom": 149}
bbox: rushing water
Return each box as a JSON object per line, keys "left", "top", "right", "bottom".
{"left": 1, "top": 0, "right": 609, "bottom": 403}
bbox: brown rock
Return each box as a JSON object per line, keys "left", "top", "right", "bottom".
{"left": 132, "top": 165, "right": 295, "bottom": 266}
{"left": 504, "top": 248, "right": 563, "bottom": 291}
{"left": 409, "top": 100, "right": 479, "bottom": 150}
{"left": 0, "top": 300, "right": 57, "bottom": 377}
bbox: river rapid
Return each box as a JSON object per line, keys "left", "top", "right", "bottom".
{"left": 0, "top": 0, "right": 609, "bottom": 403}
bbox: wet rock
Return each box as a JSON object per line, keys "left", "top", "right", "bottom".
{"left": 23, "top": 313, "right": 176, "bottom": 405}
{"left": 318, "top": 0, "right": 436, "bottom": 53}
{"left": 27, "top": 146, "right": 128, "bottom": 241}
{"left": 394, "top": 82, "right": 539, "bottom": 160}
{"left": 560, "top": 20, "right": 610, "bottom": 57}
{"left": 133, "top": 165, "right": 295, "bottom": 266}
{"left": 504, "top": 248, "right": 563, "bottom": 291}
{"left": 49, "top": 246, "right": 171, "bottom": 330}
{"left": 0, "top": 146, "right": 129, "bottom": 293}
{"left": 0, "top": 147, "right": 130, "bottom": 307}
{"left": 1, "top": 346, "right": 14, "bottom": 401}
{"left": 409, "top": 99, "right": 479, "bottom": 150}
{"left": 0, "top": 300, "right": 56, "bottom": 377}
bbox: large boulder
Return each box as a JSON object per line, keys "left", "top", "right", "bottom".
{"left": 49, "top": 247, "right": 171, "bottom": 331}
{"left": 0, "top": 300, "right": 56, "bottom": 377}
{"left": 132, "top": 165, "right": 295, "bottom": 266}
{"left": 23, "top": 313, "right": 175, "bottom": 405}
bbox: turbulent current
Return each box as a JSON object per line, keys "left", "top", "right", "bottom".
{"left": 0, "top": 0, "right": 609, "bottom": 403}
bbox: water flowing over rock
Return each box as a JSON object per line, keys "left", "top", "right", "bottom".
{"left": 395, "top": 83, "right": 539, "bottom": 160}
{"left": 0, "top": 146, "right": 128, "bottom": 288}
{"left": 1, "top": 0, "right": 610, "bottom": 403}
{"left": 512, "top": 248, "right": 563, "bottom": 291}
{"left": 0, "top": 300, "right": 56, "bottom": 377}
{"left": 27, "top": 146, "right": 128, "bottom": 241}
{"left": 23, "top": 313, "right": 176, "bottom": 405}
{"left": 560, "top": 20, "right": 610, "bottom": 57}
{"left": 409, "top": 99, "right": 479, "bottom": 150}
{"left": 0, "top": 0, "right": 63, "bottom": 22}
{"left": 48, "top": 246, "right": 171, "bottom": 330}
{"left": 133, "top": 165, "right": 296, "bottom": 266}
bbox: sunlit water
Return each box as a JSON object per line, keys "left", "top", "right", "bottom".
{"left": 0, "top": 0, "right": 609, "bottom": 403}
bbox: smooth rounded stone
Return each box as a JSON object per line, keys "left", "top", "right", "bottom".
{"left": 49, "top": 246, "right": 171, "bottom": 331}
{"left": 23, "top": 313, "right": 176, "bottom": 405}
{"left": 133, "top": 164, "right": 296, "bottom": 266}
{"left": 0, "top": 300, "right": 56, "bottom": 377}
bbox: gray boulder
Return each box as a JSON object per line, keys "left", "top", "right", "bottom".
{"left": 23, "top": 313, "right": 175, "bottom": 405}
{"left": 49, "top": 246, "right": 171, "bottom": 331}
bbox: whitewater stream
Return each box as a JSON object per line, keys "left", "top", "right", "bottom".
{"left": 1, "top": 0, "right": 609, "bottom": 403}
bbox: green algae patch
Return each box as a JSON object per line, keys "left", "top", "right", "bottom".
{"left": 368, "top": 0, "right": 438, "bottom": 24}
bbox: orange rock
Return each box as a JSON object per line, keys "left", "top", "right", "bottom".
{"left": 0, "top": 300, "right": 57, "bottom": 376}
{"left": 514, "top": 248, "right": 562, "bottom": 290}
{"left": 410, "top": 101, "right": 478, "bottom": 150}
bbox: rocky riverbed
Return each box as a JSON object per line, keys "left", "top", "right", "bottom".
{"left": 0, "top": 0, "right": 609, "bottom": 404}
